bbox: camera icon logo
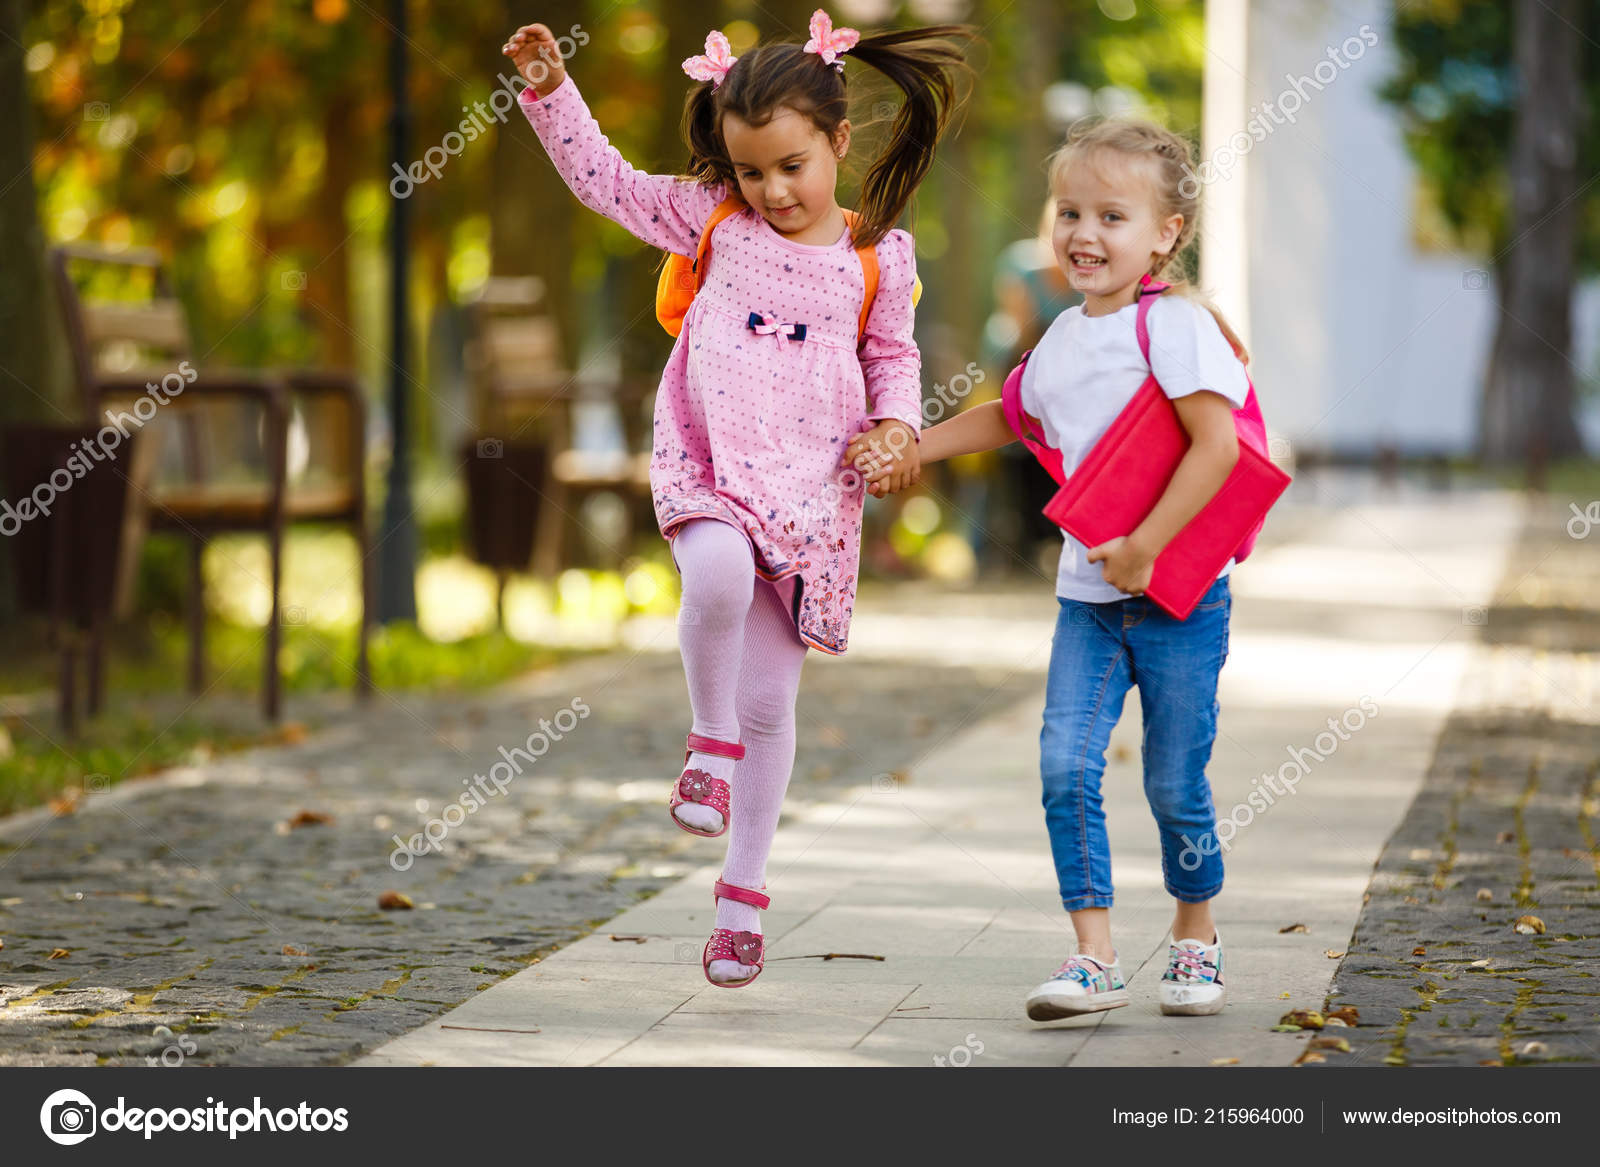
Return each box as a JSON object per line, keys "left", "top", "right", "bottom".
{"left": 40, "top": 1088, "right": 97, "bottom": 1145}
{"left": 477, "top": 437, "right": 504, "bottom": 459}
{"left": 1462, "top": 269, "right": 1489, "bottom": 291}
{"left": 674, "top": 942, "right": 699, "bottom": 962}
{"left": 281, "top": 270, "right": 307, "bottom": 291}
{"left": 1462, "top": 605, "right": 1488, "bottom": 626}
{"left": 283, "top": 605, "right": 306, "bottom": 626}
{"left": 83, "top": 102, "right": 109, "bottom": 122}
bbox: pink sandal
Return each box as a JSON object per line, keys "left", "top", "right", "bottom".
{"left": 669, "top": 732, "right": 744, "bottom": 838}
{"left": 703, "top": 878, "right": 769, "bottom": 989}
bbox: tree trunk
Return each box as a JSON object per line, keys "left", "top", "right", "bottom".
{"left": 309, "top": 88, "right": 357, "bottom": 369}
{"left": 1014, "top": 0, "right": 1060, "bottom": 232}
{"left": 1479, "top": 0, "right": 1586, "bottom": 465}
{"left": 0, "top": 0, "right": 76, "bottom": 623}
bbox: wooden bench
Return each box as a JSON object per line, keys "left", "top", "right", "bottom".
{"left": 465, "top": 277, "right": 651, "bottom": 577}
{"left": 51, "top": 243, "right": 372, "bottom": 721}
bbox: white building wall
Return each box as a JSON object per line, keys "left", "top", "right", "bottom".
{"left": 1210, "top": 0, "right": 1596, "bottom": 457}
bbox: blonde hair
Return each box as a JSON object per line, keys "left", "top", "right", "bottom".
{"left": 1046, "top": 119, "right": 1249, "bottom": 365}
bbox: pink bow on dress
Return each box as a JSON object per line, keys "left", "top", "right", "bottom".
{"left": 682, "top": 29, "right": 737, "bottom": 88}
{"left": 747, "top": 312, "right": 806, "bottom": 349}
{"left": 802, "top": 8, "right": 860, "bottom": 69}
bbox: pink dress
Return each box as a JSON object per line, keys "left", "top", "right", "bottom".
{"left": 520, "top": 77, "right": 923, "bottom": 655}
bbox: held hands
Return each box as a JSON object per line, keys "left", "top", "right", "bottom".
{"left": 501, "top": 23, "right": 568, "bottom": 97}
{"left": 842, "top": 418, "right": 919, "bottom": 498}
{"left": 1086, "top": 535, "right": 1155, "bottom": 596}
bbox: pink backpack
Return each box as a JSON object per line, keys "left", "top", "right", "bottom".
{"left": 1000, "top": 274, "right": 1273, "bottom": 564}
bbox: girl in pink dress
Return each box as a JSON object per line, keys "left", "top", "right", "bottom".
{"left": 504, "top": 12, "right": 972, "bottom": 987}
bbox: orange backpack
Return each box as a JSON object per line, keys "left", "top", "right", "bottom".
{"left": 655, "top": 195, "right": 921, "bottom": 342}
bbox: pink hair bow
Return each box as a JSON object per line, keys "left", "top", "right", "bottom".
{"left": 803, "top": 8, "right": 859, "bottom": 69}
{"left": 682, "top": 29, "right": 737, "bottom": 88}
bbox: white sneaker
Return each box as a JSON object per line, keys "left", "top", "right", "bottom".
{"left": 1158, "top": 931, "right": 1225, "bottom": 1016}
{"left": 1025, "top": 953, "right": 1129, "bottom": 1020}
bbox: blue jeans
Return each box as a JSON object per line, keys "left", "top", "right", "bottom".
{"left": 1040, "top": 576, "right": 1232, "bottom": 911}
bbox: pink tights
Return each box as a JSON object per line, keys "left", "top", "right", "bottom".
{"left": 672, "top": 518, "right": 808, "bottom": 935}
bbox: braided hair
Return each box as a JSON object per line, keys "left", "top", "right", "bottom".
{"left": 1047, "top": 119, "right": 1249, "bottom": 363}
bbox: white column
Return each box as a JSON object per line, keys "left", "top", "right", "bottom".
{"left": 1200, "top": 0, "right": 1251, "bottom": 341}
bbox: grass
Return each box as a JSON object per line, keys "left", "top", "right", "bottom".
{"left": 0, "top": 513, "right": 687, "bottom": 815}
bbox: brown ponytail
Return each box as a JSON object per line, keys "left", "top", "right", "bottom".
{"left": 679, "top": 24, "right": 976, "bottom": 250}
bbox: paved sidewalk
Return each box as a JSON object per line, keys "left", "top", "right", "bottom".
{"left": 359, "top": 483, "right": 1528, "bottom": 1067}
{"left": 1322, "top": 496, "right": 1600, "bottom": 1066}
{"left": 0, "top": 619, "right": 1038, "bottom": 1067}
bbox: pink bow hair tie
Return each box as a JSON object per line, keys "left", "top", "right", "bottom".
{"left": 803, "top": 8, "right": 860, "bottom": 69}
{"left": 682, "top": 29, "right": 737, "bottom": 88}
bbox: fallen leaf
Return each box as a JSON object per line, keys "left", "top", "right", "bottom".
{"left": 377, "top": 891, "right": 414, "bottom": 910}
{"left": 48, "top": 789, "right": 83, "bottom": 816}
{"left": 1328, "top": 1006, "right": 1360, "bottom": 1025}
{"left": 276, "top": 722, "right": 308, "bottom": 745}
{"left": 1277, "top": 1009, "right": 1325, "bottom": 1030}
{"left": 1476, "top": 888, "right": 1494, "bottom": 902}
{"left": 1496, "top": 831, "right": 1515, "bottom": 844}
{"left": 1412, "top": 946, "right": 1427, "bottom": 956}
{"left": 1294, "top": 1051, "right": 1327, "bottom": 1065}
{"left": 1270, "top": 1024, "right": 1303, "bottom": 1032}
{"left": 609, "top": 935, "right": 649, "bottom": 944}
{"left": 1278, "top": 923, "right": 1309, "bottom": 934}
{"left": 287, "top": 809, "right": 332, "bottom": 828}
{"left": 1309, "top": 1036, "right": 1351, "bottom": 1052}
{"left": 1469, "top": 958, "right": 1491, "bottom": 968}
{"left": 0, "top": 937, "right": 4, "bottom": 950}
{"left": 1519, "top": 1041, "right": 1548, "bottom": 1057}
{"left": 1513, "top": 915, "right": 1546, "bottom": 935}
{"left": 281, "top": 944, "right": 308, "bottom": 956}
{"left": 1280, "top": 991, "right": 1292, "bottom": 999}
{"left": 1478, "top": 1059, "right": 1502, "bottom": 1067}
{"left": 48, "top": 947, "right": 70, "bottom": 959}
{"left": 1382, "top": 1054, "right": 1407, "bottom": 1066}
{"left": 1324, "top": 949, "right": 1346, "bottom": 959}
{"left": 1325, "top": 1017, "right": 1349, "bottom": 1028}
{"left": 1402, "top": 895, "right": 1420, "bottom": 904}
{"left": 1210, "top": 1056, "right": 1239, "bottom": 1065}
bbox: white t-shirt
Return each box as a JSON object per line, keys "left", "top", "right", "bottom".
{"left": 1019, "top": 293, "right": 1252, "bottom": 603}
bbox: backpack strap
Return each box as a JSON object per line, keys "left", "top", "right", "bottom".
{"left": 1000, "top": 349, "right": 1065, "bottom": 484}
{"left": 1134, "top": 272, "right": 1170, "bottom": 368}
{"left": 691, "top": 194, "right": 749, "bottom": 287}
{"left": 856, "top": 241, "right": 879, "bottom": 342}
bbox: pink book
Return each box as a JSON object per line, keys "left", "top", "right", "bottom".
{"left": 1001, "top": 277, "right": 1291, "bottom": 620}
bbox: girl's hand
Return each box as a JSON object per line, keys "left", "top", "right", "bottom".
{"left": 1086, "top": 535, "right": 1155, "bottom": 596}
{"left": 502, "top": 23, "right": 568, "bottom": 97}
{"left": 844, "top": 419, "right": 920, "bottom": 497}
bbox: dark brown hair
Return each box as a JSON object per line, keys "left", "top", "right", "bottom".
{"left": 681, "top": 25, "right": 975, "bottom": 250}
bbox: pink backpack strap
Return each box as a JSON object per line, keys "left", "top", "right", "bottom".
{"left": 1134, "top": 273, "right": 1169, "bottom": 366}
{"left": 1000, "top": 349, "right": 1064, "bottom": 485}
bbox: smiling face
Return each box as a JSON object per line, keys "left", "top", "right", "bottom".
{"left": 1052, "top": 148, "right": 1184, "bottom": 316}
{"left": 722, "top": 106, "right": 848, "bottom": 240}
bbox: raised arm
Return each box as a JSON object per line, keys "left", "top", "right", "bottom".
{"left": 506, "top": 23, "right": 726, "bottom": 256}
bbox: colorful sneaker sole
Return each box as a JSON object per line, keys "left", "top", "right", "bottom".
{"left": 1025, "top": 986, "right": 1130, "bottom": 1020}
{"left": 1158, "top": 984, "right": 1226, "bottom": 1016}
